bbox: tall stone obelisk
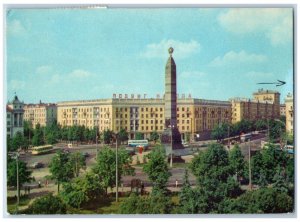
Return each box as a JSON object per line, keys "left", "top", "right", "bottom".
{"left": 161, "top": 47, "right": 183, "bottom": 151}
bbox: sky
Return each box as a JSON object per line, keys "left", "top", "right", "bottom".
{"left": 5, "top": 7, "right": 294, "bottom": 104}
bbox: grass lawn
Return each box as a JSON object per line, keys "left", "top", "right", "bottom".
{"left": 67, "top": 196, "right": 127, "bottom": 214}
{"left": 7, "top": 195, "right": 31, "bottom": 215}
{"left": 171, "top": 162, "right": 189, "bottom": 168}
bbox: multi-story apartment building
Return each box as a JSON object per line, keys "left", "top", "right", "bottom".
{"left": 6, "top": 95, "right": 24, "bottom": 138}
{"left": 230, "top": 89, "right": 280, "bottom": 123}
{"left": 57, "top": 95, "right": 231, "bottom": 141}
{"left": 280, "top": 104, "right": 286, "bottom": 116}
{"left": 23, "top": 101, "right": 57, "bottom": 128}
{"left": 285, "top": 93, "right": 293, "bottom": 134}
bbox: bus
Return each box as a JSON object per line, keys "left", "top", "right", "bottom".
{"left": 128, "top": 140, "right": 149, "bottom": 148}
{"left": 31, "top": 145, "right": 54, "bottom": 155}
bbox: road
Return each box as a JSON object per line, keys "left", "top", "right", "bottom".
{"left": 17, "top": 136, "right": 266, "bottom": 194}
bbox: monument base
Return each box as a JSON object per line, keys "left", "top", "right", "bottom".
{"left": 161, "top": 127, "right": 184, "bottom": 155}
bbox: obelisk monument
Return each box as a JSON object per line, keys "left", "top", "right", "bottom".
{"left": 161, "top": 47, "right": 183, "bottom": 152}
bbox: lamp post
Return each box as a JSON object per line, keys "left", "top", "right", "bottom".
{"left": 248, "top": 139, "right": 252, "bottom": 190}
{"left": 9, "top": 151, "right": 20, "bottom": 211}
{"left": 115, "top": 133, "right": 118, "bottom": 202}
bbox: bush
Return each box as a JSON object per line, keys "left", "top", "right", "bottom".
{"left": 27, "top": 194, "right": 67, "bottom": 214}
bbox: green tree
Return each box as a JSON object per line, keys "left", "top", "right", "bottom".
{"left": 69, "top": 151, "right": 86, "bottom": 177}
{"left": 92, "top": 147, "right": 134, "bottom": 194}
{"left": 118, "top": 128, "right": 128, "bottom": 144}
{"left": 150, "top": 131, "right": 160, "bottom": 143}
{"left": 190, "top": 143, "right": 241, "bottom": 213}
{"left": 10, "top": 132, "right": 28, "bottom": 151}
{"left": 221, "top": 188, "right": 293, "bottom": 213}
{"left": 119, "top": 193, "right": 148, "bottom": 214}
{"left": 49, "top": 150, "right": 74, "bottom": 192}
{"left": 45, "top": 131, "right": 57, "bottom": 144}
{"left": 143, "top": 145, "right": 171, "bottom": 193}
{"left": 28, "top": 194, "right": 67, "bottom": 214}
{"left": 178, "top": 168, "right": 195, "bottom": 213}
{"left": 7, "top": 156, "right": 32, "bottom": 199}
{"left": 83, "top": 127, "right": 90, "bottom": 142}
{"left": 32, "top": 124, "right": 44, "bottom": 146}
{"left": 61, "top": 172, "right": 104, "bottom": 208}
{"left": 272, "top": 169, "right": 289, "bottom": 193}
{"left": 119, "top": 191, "right": 172, "bottom": 214}
{"left": 102, "top": 129, "right": 113, "bottom": 144}
{"left": 23, "top": 120, "right": 34, "bottom": 143}
{"left": 147, "top": 189, "right": 173, "bottom": 214}
{"left": 211, "top": 123, "right": 228, "bottom": 141}
{"left": 255, "top": 119, "right": 267, "bottom": 131}
{"left": 60, "top": 126, "right": 68, "bottom": 141}
{"left": 268, "top": 119, "right": 285, "bottom": 142}
{"left": 229, "top": 144, "right": 246, "bottom": 182}
{"left": 135, "top": 132, "right": 144, "bottom": 140}
{"left": 252, "top": 144, "right": 290, "bottom": 185}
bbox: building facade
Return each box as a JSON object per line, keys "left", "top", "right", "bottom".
{"left": 280, "top": 104, "right": 286, "bottom": 116}
{"left": 231, "top": 89, "right": 280, "bottom": 123}
{"left": 6, "top": 95, "right": 24, "bottom": 138}
{"left": 57, "top": 96, "right": 231, "bottom": 141}
{"left": 23, "top": 101, "right": 57, "bottom": 128}
{"left": 285, "top": 93, "right": 293, "bottom": 134}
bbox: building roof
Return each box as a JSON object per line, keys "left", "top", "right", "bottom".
{"left": 253, "top": 88, "right": 279, "bottom": 95}
{"left": 6, "top": 105, "right": 13, "bottom": 112}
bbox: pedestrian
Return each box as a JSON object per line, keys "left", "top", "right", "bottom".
{"left": 38, "top": 181, "right": 41, "bottom": 188}
{"left": 175, "top": 179, "right": 178, "bottom": 188}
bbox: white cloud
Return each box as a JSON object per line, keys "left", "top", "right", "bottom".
{"left": 209, "top": 50, "right": 267, "bottom": 66}
{"left": 68, "top": 69, "right": 93, "bottom": 78}
{"left": 36, "top": 65, "right": 52, "bottom": 75}
{"left": 180, "top": 71, "right": 206, "bottom": 79}
{"left": 9, "top": 80, "right": 26, "bottom": 91}
{"left": 218, "top": 8, "right": 293, "bottom": 46}
{"left": 7, "top": 19, "right": 26, "bottom": 36}
{"left": 245, "top": 71, "right": 274, "bottom": 79}
{"left": 141, "top": 39, "right": 201, "bottom": 59}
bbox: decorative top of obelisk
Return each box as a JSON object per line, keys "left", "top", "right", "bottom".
{"left": 168, "top": 47, "right": 174, "bottom": 56}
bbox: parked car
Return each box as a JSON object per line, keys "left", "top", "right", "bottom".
{"left": 30, "top": 162, "right": 44, "bottom": 169}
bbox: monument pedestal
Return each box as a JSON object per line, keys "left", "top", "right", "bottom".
{"left": 161, "top": 127, "right": 183, "bottom": 155}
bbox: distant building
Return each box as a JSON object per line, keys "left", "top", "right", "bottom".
{"left": 285, "top": 93, "right": 293, "bottom": 134}
{"left": 6, "top": 95, "right": 24, "bottom": 138}
{"left": 280, "top": 104, "right": 286, "bottom": 116}
{"left": 23, "top": 101, "right": 57, "bottom": 128}
{"left": 57, "top": 97, "right": 231, "bottom": 141}
{"left": 230, "top": 89, "right": 280, "bottom": 123}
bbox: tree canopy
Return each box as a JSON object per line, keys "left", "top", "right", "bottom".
{"left": 49, "top": 150, "right": 74, "bottom": 192}
{"left": 27, "top": 194, "right": 67, "bottom": 214}
{"left": 92, "top": 146, "right": 134, "bottom": 194}
{"left": 143, "top": 145, "right": 171, "bottom": 193}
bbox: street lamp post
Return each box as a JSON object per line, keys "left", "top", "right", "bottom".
{"left": 9, "top": 152, "right": 20, "bottom": 211}
{"left": 248, "top": 140, "right": 252, "bottom": 190}
{"left": 115, "top": 134, "right": 118, "bottom": 202}
{"left": 95, "top": 126, "right": 98, "bottom": 159}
